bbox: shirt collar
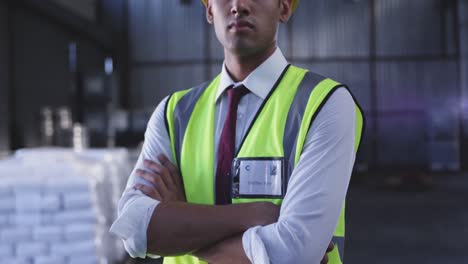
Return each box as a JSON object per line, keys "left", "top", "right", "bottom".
{"left": 216, "top": 47, "right": 289, "bottom": 102}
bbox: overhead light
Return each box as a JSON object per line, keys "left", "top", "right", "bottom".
{"left": 105, "top": 57, "right": 113, "bottom": 75}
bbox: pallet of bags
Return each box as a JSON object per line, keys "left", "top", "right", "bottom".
{"left": 0, "top": 147, "right": 131, "bottom": 264}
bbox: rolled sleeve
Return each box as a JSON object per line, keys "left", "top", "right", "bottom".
{"left": 242, "top": 88, "right": 357, "bottom": 263}
{"left": 110, "top": 190, "right": 160, "bottom": 258}
{"left": 109, "top": 96, "right": 173, "bottom": 259}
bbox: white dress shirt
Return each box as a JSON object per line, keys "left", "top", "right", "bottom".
{"left": 110, "top": 48, "right": 356, "bottom": 263}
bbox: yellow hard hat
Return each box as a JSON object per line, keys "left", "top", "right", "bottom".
{"left": 201, "top": 0, "right": 299, "bottom": 14}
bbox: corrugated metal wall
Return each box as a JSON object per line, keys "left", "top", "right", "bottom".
{"left": 130, "top": 1, "right": 205, "bottom": 62}
{"left": 291, "top": 0, "right": 370, "bottom": 58}
{"left": 375, "top": 0, "right": 455, "bottom": 56}
{"left": 129, "top": 0, "right": 207, "bottom": 107}
{"left": 129, "top": 0, "right": 463, "bottom": 170}
{"left": 373, "top": 0, "right": 460, "bottom": 170}
{"left": 460, "top": 0, "right": 468, "bottom": 168}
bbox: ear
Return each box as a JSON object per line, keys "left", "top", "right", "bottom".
{"left": 279, "top": 0, "right": 292, "bottom": 23}
{"left": 206, "top": 0, "right": 214, "bottom": 24}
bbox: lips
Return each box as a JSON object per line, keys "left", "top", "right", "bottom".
{"left": 228, "top": 20, "right": 254, "bottom": 30}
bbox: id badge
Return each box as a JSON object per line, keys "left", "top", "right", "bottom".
{"left": 231, "top": 157, "right": 286, "bottom": 198}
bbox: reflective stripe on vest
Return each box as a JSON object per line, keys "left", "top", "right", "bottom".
{"left": 163, "top": 65, "right": 364, "bottom": 264}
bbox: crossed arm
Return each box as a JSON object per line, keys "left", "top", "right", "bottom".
{"left": 134, "top": 155, "right": 333, "bottom": 264}
{"left": 134, "top": 155, "right": 279, "bottom": 262}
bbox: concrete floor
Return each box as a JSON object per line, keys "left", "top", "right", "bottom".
{"left": 346, "top": 172, "right": 468, "bottom": 264}
{"left": 126, "top": 173, "right": 468, "bottom": 264}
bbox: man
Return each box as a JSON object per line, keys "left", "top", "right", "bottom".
{"left": 110, "top": 0, "right": 364, "bottom": 263}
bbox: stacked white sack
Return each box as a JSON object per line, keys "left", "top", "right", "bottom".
{"left": 74, "top": 149, "right": 131, "bottom": 262}
{"left": 0, "top": 148, "right": 130, "bottom": 264}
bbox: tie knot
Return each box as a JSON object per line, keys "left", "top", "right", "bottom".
{"left": 227, "top": 85, "right": 249, "bottom": 100}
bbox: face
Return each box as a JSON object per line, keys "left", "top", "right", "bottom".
{"left": 206, "top": 0, "right": 291, "bottom": 57}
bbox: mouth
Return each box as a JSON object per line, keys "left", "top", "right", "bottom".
{"left": 228, "top": 20, "right": 255, "bottom": 32}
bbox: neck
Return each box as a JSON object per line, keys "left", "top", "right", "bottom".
{"left": 224, "top": 44, "right": 277, "bottom": 82}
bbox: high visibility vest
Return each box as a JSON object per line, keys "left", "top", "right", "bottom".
{"left": 162, "top": 65, "right": 364, "bottom": 264}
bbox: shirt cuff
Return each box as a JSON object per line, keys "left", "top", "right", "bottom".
{"left": 109, "top": 191, "right": 160, "bottom": 258}
{"left": 242, "top": 226, "right": 270, "bottom": 264}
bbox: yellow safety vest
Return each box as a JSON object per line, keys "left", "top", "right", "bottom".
{"left": 163, "top": 65, "right": 364, "bottom": 264}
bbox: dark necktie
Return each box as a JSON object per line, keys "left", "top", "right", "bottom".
{"left": 215, "top": 85, "right": 249, "bottom": 205}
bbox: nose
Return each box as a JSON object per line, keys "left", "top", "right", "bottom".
{"left": 230, "top": 0, "right": 250, "bottom": 17}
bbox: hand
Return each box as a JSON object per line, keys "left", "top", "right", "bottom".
{"left": 320, "top": 241, "right": 335, "bottom": 264}
{"left": 135, "top": 154, "right": 186, "bottom": 202}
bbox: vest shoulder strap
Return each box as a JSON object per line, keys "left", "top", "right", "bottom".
{"left": 283, "top": 71, "right": 327, "bottom": 175}
{"left": 165, "top": 80, "right": 214, "bottom": 167}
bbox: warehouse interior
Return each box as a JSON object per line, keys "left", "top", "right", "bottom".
{"left": 0, "top": 0, "right": 467, "bottom": 263}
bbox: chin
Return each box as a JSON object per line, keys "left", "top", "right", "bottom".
{"left": 228, "top": 41, "right": 259, "bottom": 56}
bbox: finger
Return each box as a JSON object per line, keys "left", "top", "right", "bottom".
{"left": 144, "top": 159, "right": 175, "bottom": 187}
{"left": 134, "top": 183, "right": 155, "bottom": 196}
{"left": 327, "top": 241, "right": 334, "bottom": 252}
{"left": 142, "top": 159, "right": 168, "bottom": 180}
{"left": 157, "top": 154, "right": 182, "bottom": 186}
{"left": 134, "top": 184, "right": 162, "bottom": 200}
{"left": 136, "top": 169, "right": 169, "bottom": 196}
{"left": 320, "top": 254, "right": 328, "bottom": 264}
{"left": 135, "top": 169, "right": 158, "bottom": 186}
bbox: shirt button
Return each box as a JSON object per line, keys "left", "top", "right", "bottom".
{"left": 238, "top": 113, "right": 243, "bottom": 119}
